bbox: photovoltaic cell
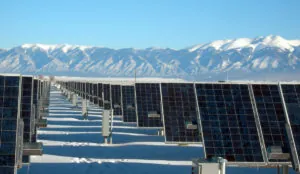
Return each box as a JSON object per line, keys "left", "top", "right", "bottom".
{"left": 21, "top": 76, "right": 34, "bottom": 163}
{"left": 103, "top": 84, "right": 111, "bottom": 109}
{"left": 195, "top": 83, "right": 264, "bottom": 162}
{"left": 135, "top": 83, "right": 162, "bottom": 127}
{"left": 161, "top": 83, "right": 201, "bottom": 143}
{"left": 252, "top": 84, "right": 290, "bottom": 163}
{"left": 280, "top": 84, "right": 300, "bottom": 169}
{"left": 111, "top": 85, "right": 122, "bottom": 116}
{"left": 121, "top": 85, "right": 136, "bottom": 122}
{"left": 0, "top": 75, "right": 23, "bottom": 174}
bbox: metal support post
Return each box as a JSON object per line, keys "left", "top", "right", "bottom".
{"left": 82, "top": 99, "right": 88, "bottom": 120}
{"left": 72, "top": 94, "right": 77, "bottom": 107}
{"left": 282, "top": 165, "right": 289, "bottom": 174}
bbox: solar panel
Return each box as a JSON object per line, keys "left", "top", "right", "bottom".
{"left": 279, "top": 84, "right": 300, "bottom": 171}
{"left": 21, "top": 76, "right": 34, "bottom": 163}
{"left": 83, "top": 82, "right": 87, "bottom": 99}
{"left": 87, "top": 83, "right": 93, "bottom": 102}
{"left": 85, "top": 82, "right": 89, "bottom": 100}
{"left": 32, "top": 79, "right": 39, "bottom": 143}
{"left": 195, "top": 83, "right": 264, "bottom": 163}
{"left": 251, "top": 84, "right": 290, "bottom": 163}
{"left": 111, "top": 85, "right": 122, "bottom": 116}
{"left": 0, "top": 75, "right": 23, "bottom": 173}
{"left": 103, "top": 84, "right": 111, "bottom": 109}
{"left": 98, "top": 83, "right": 103, "bottom": 108}
{"left": 93, "top": 84, "right": 98, "bottom": 104}
{"left": 135, "top": 83, "right": 163, "bottom": 127}
{"left": 80, "top": 82, "right": 84, "bottom": 98}
{"left": 121, "top": 85, "right": 136, "bottom": 122}
{"left": 161, "top": 83, "right": 201, "bottom": 143}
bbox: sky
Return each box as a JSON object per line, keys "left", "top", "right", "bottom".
{"left": 0, "top": 0, "right": 300, "bottom": 49}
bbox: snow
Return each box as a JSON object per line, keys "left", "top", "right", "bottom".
{"left": 223, "top": 38, "right": 253, "bottom": 50}
{"left": 289, "top": 40, "right": 300, "bottom": 47}
{"left": 21, "top": 43, "right": 92, "bottom": 53}
{"left": 202, "top": 39, "right": 232, "bottom": 50}
{"left": 22, "top": 44, "right": 57, "bottom": 51}
{"left": 188, "top": 44, "right": 204, "bottom": 52}
{"left": 188, "top": 35, "right": 300, "bottom": 52}
{"left": 256, "top": 35, "right": 295, "bottom": 52}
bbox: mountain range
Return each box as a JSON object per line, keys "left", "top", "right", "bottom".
{"left": 1, "top": 35, "right": 300, "bottom": 80}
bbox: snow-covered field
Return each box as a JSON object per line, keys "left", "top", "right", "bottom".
{"left": 18, "top": 87, "right": 294, "bottom": 174}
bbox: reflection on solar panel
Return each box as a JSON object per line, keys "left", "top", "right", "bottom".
{"left": 121, "top": 85, "right": 136, "bottom": 122}
{"left": 251, "top": 84, "right": 290, "bottom": 163}
{"left": 21, "top": 76, "right": 34, "bottom": 163}
{"left": 161, "top": 83, "right": 201, "bottom": 143}
{"left": 135, "top": 83, "right": 162, "bottom": 127}
{"left": 195, "top": 83, "right": 264, "bottom": 162}
{"left": 103, "top": 84, "right": 111, "bottom": 109}
{"left": 111, "top": 85, "right": 122, "bottom": 116}
{"left": 98, "top": 83, "right": 103, "bottom": 107}
{"left": 0, "top": 75, "right": 23, "bottom": 173}
{"left": 280, "top": 84, "right": 300, "bottom": 170}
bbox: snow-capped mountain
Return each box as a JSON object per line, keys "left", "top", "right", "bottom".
{"left": 1, "top": 35, "right": 300, "bottom": 80}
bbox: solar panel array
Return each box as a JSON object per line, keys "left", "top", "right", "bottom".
{"left": 121, "top": 85, "right": 136, "bottom": 122}
{"left": 280, "top": 84, "right": 300, "bottom": 170}
{"left": 111, "top": 85, "right": 122, "bottom": 116}
{"left": 135, "top": 83, "right": 163, "bottom": 127}
{"left": 161, "top": 83, "right": 201, "bottom": 143}
{"left": 58, "top": 80, "right": 300, "bottom": 171}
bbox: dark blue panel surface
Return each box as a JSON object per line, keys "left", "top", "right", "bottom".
{"left": 135, "top": 83, "right": 162, "bottom": 127}
{"left": 195, "top": 83, "right": 264, "bottom": 162}
{"left": 121, "top": 86, "right": 136, "bottom": 123}
{"left": 161, "top": 83, "right": 201, "bottom": 143}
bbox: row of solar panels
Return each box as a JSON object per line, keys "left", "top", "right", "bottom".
{"left": 58, "top": 81, "right": 300, "bottom": 170}
{"left": 0, "top": 74, "right": 50, "bottom": 174}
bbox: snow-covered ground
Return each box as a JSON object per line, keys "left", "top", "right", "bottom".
{"left": 18, "top": 87, "right": 294, "bottom": 174}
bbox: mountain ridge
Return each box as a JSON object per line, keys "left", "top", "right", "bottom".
{"left": 1, "top": 35, "right": 300, "bottom": 80}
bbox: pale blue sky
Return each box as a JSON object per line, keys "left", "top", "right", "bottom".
{"left": 0, "top": 0, "right": 299, "bottom": 49}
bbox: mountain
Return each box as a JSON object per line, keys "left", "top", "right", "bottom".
{"left": 1, "top": 35, "right": 300, "bottom": 80}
